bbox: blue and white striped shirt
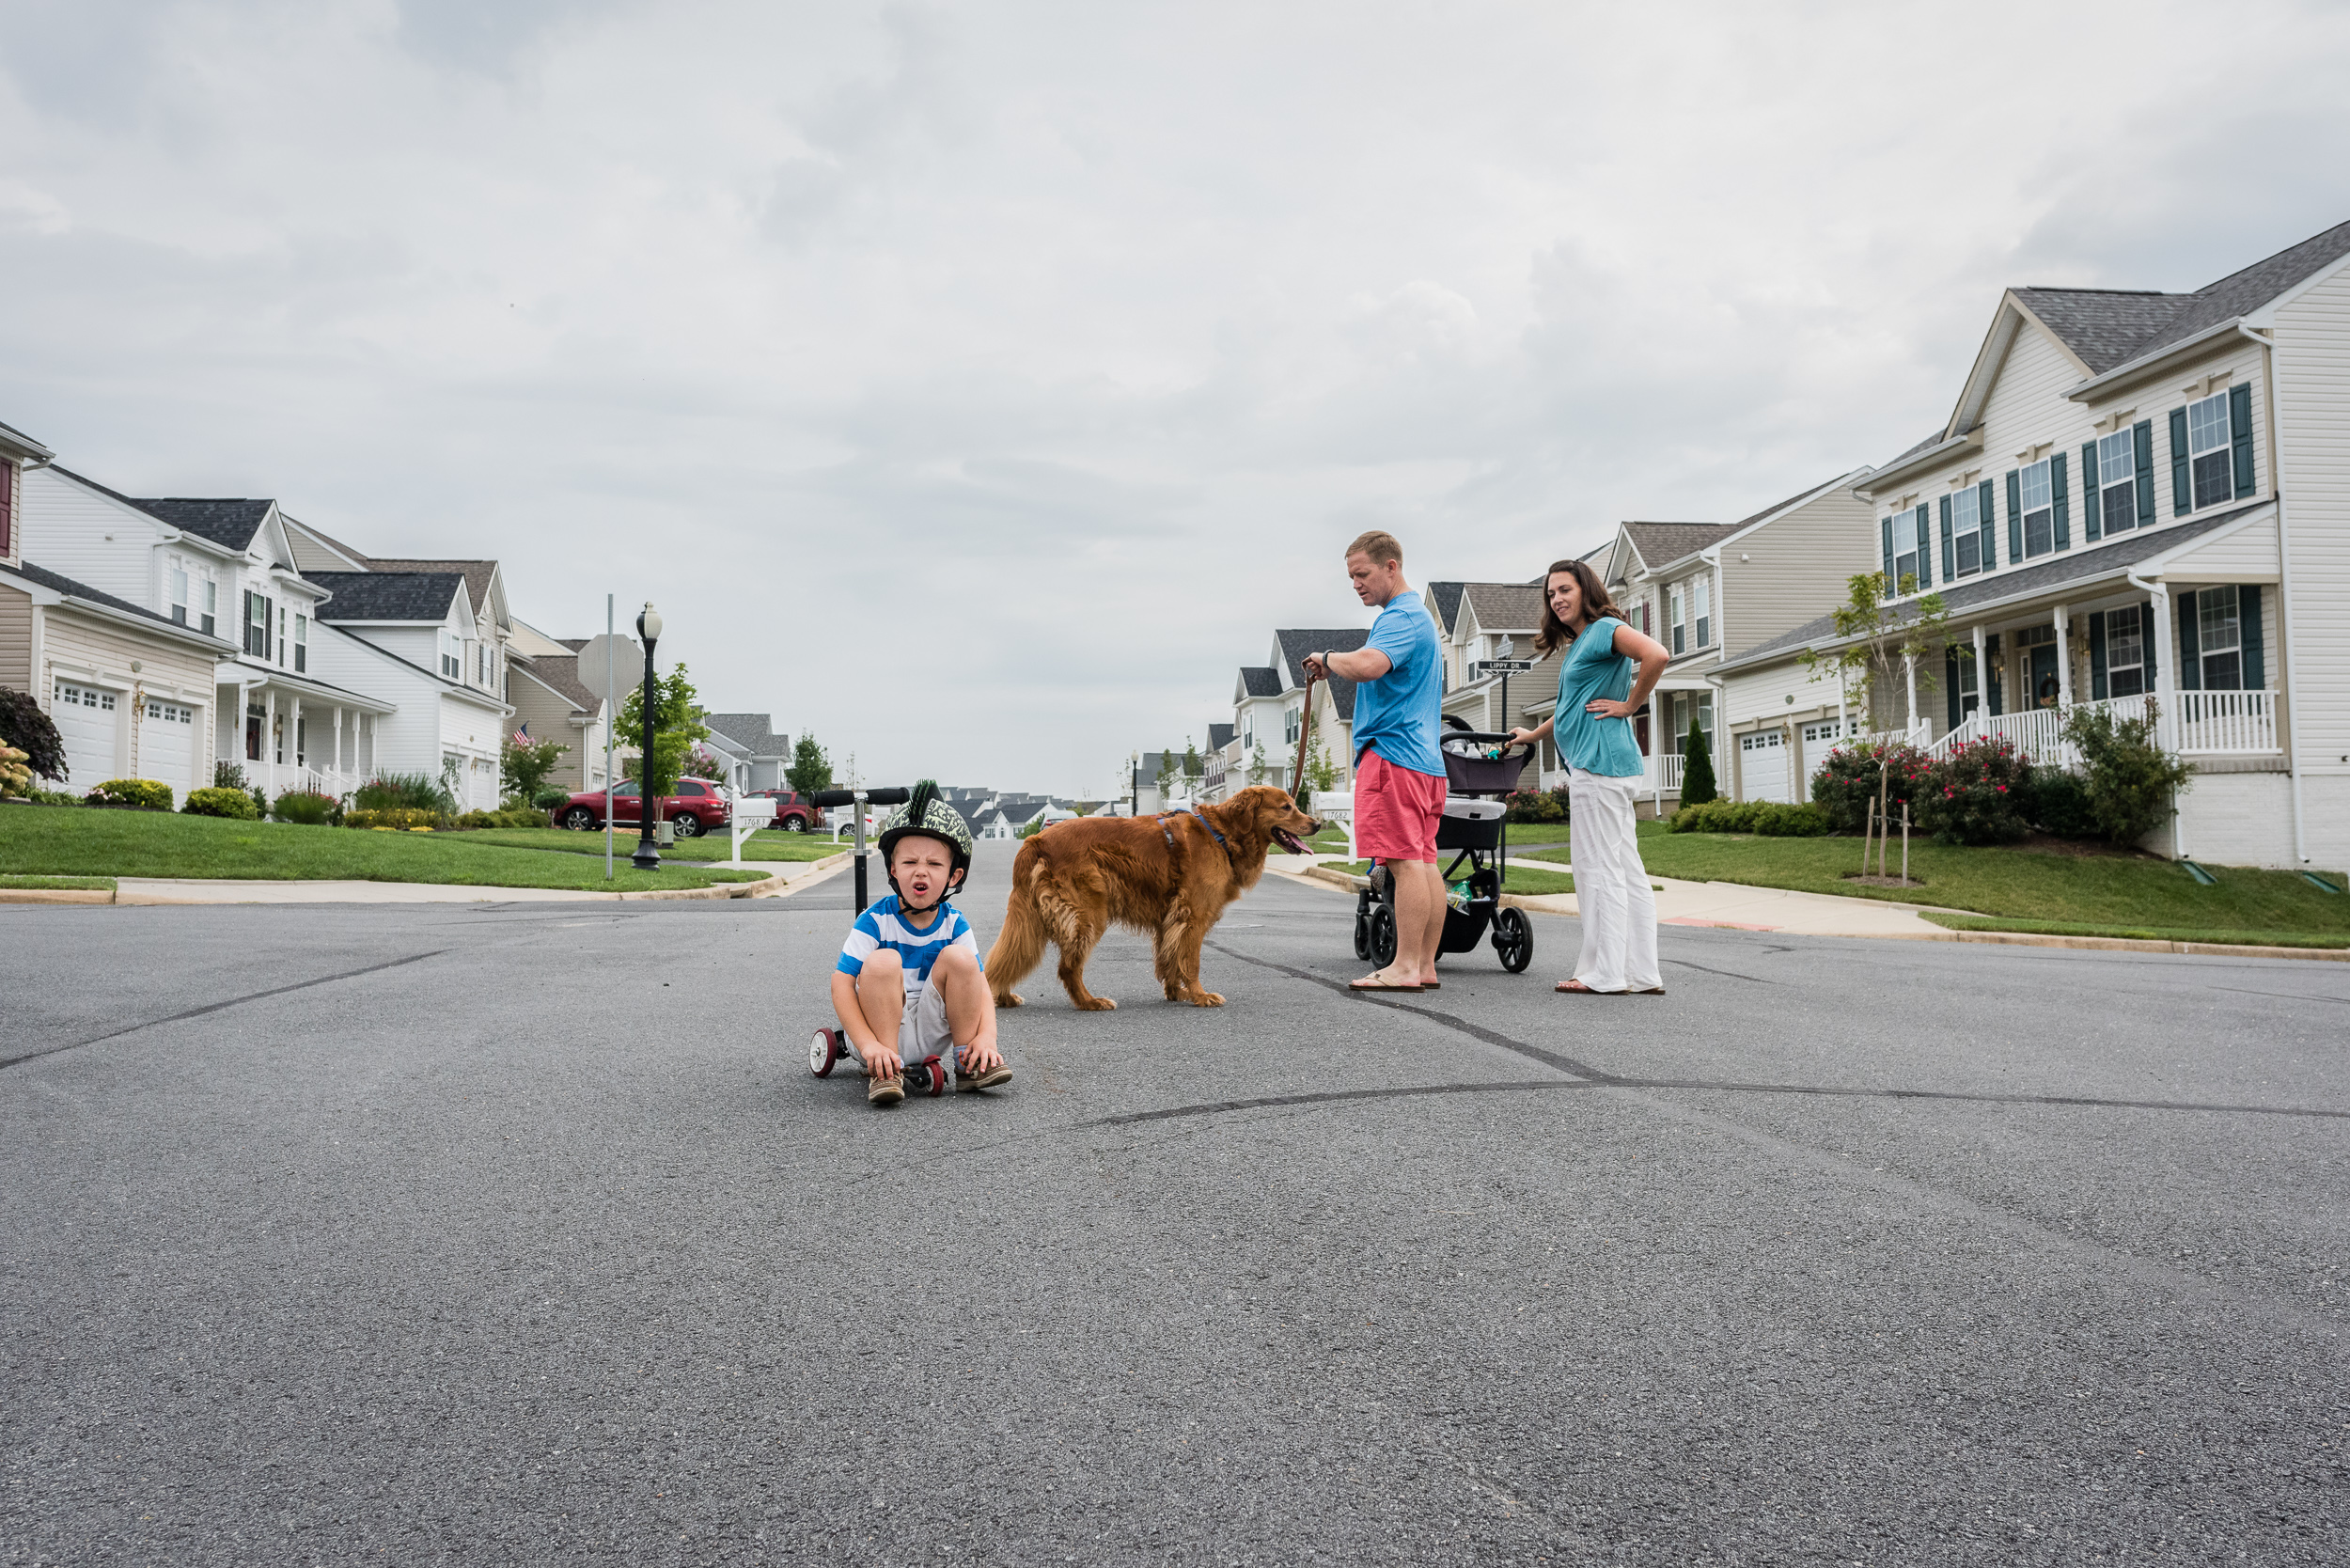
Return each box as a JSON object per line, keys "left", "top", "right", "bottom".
{"left": 837, "top": 895, "right": 982, "bottom": 997}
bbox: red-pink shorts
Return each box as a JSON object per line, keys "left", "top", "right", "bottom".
{"left": 1355, "top": 748, "right": 1447, "bottom": 863}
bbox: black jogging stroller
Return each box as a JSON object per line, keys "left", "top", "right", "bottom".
{"left": 1353, "top": 722, "right": 1536, "bottom": 974}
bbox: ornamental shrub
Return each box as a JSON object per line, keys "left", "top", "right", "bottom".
{"left": 1503, "top": 787, "right": 1570, "bottom": 824}
{"left": 354, "top": 772, "right": 455, "bottom": 813}
{"left": 0, "top": 742, "right": 32, "bottom": 797}
{"left": 532, "top": 785, "right": 572, "bottom": 811}
{"left": 345, "top": 807, "right": 447, "bottom": 830}
{"left": 1914, "top": 737, "right": 2033, "bottom": 846}
{"left": 0, "top": 686, "right": 69, "bottom": 782}
{"left": 88, "top": 777, "right": 174, "bottom": 810}
{"left": 1810, "top": 741, "right": 1929, "bottom": 832}
{"left": 1680, "top": 720, "right": 1718, "bottom": 806}
{"left": 2062, "top": 701, "right": 2193, "bottom": 847}
{"left": 183, "top": 786, "right": 261, "bottom": 820}
{"left": 271, "top": 789, "right": 340, "bottom": 825}
{"left": 1668, "top": 799, "right": 1829, "bottom": 836}
{"left": 213, "top": 760, "right": 248, "bottom": 791}
{"left": 24, "top": 787, "right": 85, "bottom": 807}
{"left": 2030, "top": 769, "right": 2098, "bottom": 839}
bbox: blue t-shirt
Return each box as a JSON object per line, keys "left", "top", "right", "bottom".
{"left": 1348, "top": 591, "right": 1445, "bottom": 778}
{"left": 837, "top": 895, "right": 981, "bottom": 997}
{"left": 1552, "top": 617, "right": 1645, "bottom": 777}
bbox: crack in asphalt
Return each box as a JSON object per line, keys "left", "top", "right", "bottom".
{"left": 0, "top": 949, "right": 448, "bottom": 1072}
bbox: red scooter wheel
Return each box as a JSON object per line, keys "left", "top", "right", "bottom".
{"left": 808, "top": 1027, "right": 844, "bottom": 1078}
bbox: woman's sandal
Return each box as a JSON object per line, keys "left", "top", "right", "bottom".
{"left": 1555, "top": 980, "right": 1615, "bottom": 995}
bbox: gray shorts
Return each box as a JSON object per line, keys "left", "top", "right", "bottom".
{"left": 846, "top": 981, "right": 957, "bottom": 1069}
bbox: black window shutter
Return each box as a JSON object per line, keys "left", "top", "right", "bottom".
{"left": 2132, "top": 420, "right": 2155, "bottom": 530}
{"left": 1915, "top": 505, "right": 1933, "bottom": 588}
{"left": 1985, "top": 632, "right": 2002, "bottom": 714}
{"left": 1880, "top": 516, "right": 1893, "bottom": 585}
{"left": 2052, "top": 450, "right": 2071, "bottom": 550}
{"left": 1978, "top": 479, "right": 1996, "bottom": 564}
{"left": 2089, "top": 612, "right": 2108, "bottom": 700}
{"left": 2175, "top": 591, "right": 2200, "bottom": 690}
{"left": 2079, "top": 442, "right": 2099, "bottom": 541}
{"left": 2241, "top": 584, "right": 2264, "bottom": 688}
{"left": 2169, "top": 406, "right": 2190, "bottom": 514}
{"left": 1939, "top": 495, "right": 1954, "bottom": 580}
{"left": 2004, "top": 470, "right": 2021, "bottom": 567}
{"left": 2231, "top": 383, "right": 2256, "bottom": 497}
{"left": 1946, "top": 651, "right": 1962, "bottom": 729}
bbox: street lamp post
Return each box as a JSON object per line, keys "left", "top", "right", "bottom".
{"left": 631, "top": 602, "right": 664, "bottom": 870}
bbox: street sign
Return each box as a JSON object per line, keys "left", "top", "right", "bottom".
{"left": 575, "top": 634, "right": 643, "bottom": 703}
{"left": 1479, "top": 658, "right": 1535, "bottom": 675}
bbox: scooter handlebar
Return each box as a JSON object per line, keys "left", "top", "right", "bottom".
{"left": 811, "top": 787, "right": 913, "bottom": 808}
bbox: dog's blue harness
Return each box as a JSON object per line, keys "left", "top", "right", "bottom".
{"left": 1157, "top": 808, "right": 1235, "bottom": 863}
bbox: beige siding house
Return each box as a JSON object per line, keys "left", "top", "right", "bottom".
{"left": 1716, "top": 218, "right": 2350, "bottom": 868}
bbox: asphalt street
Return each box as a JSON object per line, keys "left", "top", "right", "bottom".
{"left": 5, "top": 839, "right": 2348, "bottom": 1565}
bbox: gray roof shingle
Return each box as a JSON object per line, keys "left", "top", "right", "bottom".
{"left": 1461, "top": 583, "right": 1543, "bottom": 632}
{"left": 515, "top": 653, "right": 596, "bottom": 713}
{"left": 1207, "top": 722, "right": 1235, "bottom": 750}
{"left": 1620, "top": 522, "right": 1738, "bottom": 572}
{"left": 1239, "top": 666, "right": 1281, "bottom": 698}
{"left": 703, "top": 713, "right": 790, "bottom": 757}
{"left": 306, "top": 571, "right": 466, "bottom": 622}
{"left": 49, "top": 467, "right": 278, "bottom": 551}
{"left": 1718, "top": 502, "right": 2266, "bottom": 669}
{"left": 1426, "top": 581, "right": 1466, "bottom": 633}
{"left": 364, "top": 557, "right": 500, "bottom": 620}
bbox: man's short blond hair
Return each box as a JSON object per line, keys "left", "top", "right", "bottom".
{"left": 1346, "top": 529, "right": 1403, "bottom": 568}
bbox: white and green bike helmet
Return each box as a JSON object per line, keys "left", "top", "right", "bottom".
{"left": 875, "top": 780, "right": 974, "bottom": 905}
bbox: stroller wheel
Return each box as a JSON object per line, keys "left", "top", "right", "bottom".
{"left": 809, "top": 1027, "right": 844, "bottom": 1077}
{"left": 1493, "top": 907, "right": 1533, "bottom": 974}
{"left": 1353, "top": 908, "right": 1371, "bottom": 961}
{"left": 1369, "top": 903, "right": 1398, "bottom": 968}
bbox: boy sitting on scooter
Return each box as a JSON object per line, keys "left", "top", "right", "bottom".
{"left": 831, "top": 781, "right": 1011, "bottom": 1106}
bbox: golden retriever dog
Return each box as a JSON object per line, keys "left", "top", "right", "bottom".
{"left": 985, "top": 785, "right": 1318, "bottom": 1010}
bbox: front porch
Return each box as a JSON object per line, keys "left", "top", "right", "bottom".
{"left": 218, "top": 671, "right": 394, "bottom": 805}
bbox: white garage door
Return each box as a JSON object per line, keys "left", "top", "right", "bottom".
{"left": 1739, "top": 729, "right": 1790, "bottom": 804}
{"left": 140, "top": 698, "right": 197, "bottom": 800}
{"left": 51, "top": 680, "right": 121, "bottom": 789}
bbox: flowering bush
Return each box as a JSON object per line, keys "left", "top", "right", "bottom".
{"left": 183, "top": 786, "right": 261, "bottom": 820}
{"left": 1914, "top": 737, "right": 2033, "bottom": 845}
{"left": 87, "top": 777, "right": 175, "bottom": 810}
{"left": 0, "top": 743, "right": 31, "bottom": 797}
{"left": 1503, "top": 787, "right": 1570, "bottom": 823}
{"left": 1810, "top": 741, "right": 1929, "bottom": 832}
{"left": 346, "top": 807, "right": 447, "bottom": 830}
{"left": 271, "top": 789, "right": 341, "bottom": 826}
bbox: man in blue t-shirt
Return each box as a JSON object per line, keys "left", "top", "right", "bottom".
{"left": 1303, "top": 530, "right": 1447, "bottom": 992}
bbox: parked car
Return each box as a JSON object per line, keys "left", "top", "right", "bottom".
{"left": 743, "top": 788, "right": 821, "bottom": 831}
{"left": 553, "top": 777, "right": 732, "bottom": 837}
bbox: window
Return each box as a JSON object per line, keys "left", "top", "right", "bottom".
{"left": 678, "top": 781, "right": 707, "bottom": 798}
{"left": 1283, "top": 705, "right": 1300, "bottom": 745}
{"left": 440, "top": 629, "right": 462, "bottom": 680}
{"left": 1669, "top": 587, "right": 1686, "bottom": 655}
{"left": 1952, "top": 487, "right": 1982, "bottom": 576}
{"left": 1892, "top": 505, "right": 1928, "bottom": 593}
{"left": 611, "top": 780, "right": 639, "bottom": 798}
{"left": 2098, "top": 431, "right": 2138, "bottom": 536}
{"left": 293, "top": 613, "right": 307, "bottom": 673}
{"left": 1693, "top": 575, "right": 1712, "bottom": 650}
{"left": 243, "top": 591, "right": 271, "bottom": 658}
{"left": 201, "top": 578, "right": 217, "bottom": 637}
{"left": 1668, "top": 691, "right": 1714, "bottom": 752}
{"left": 2186, "top": 393, "right": 2233, "bottom": 510}
{"left": 2020, "top": 461, "right": 2055, "bottom": 558}
{"left": 2196, "top": 585, "right": 2243, "bottom": 690}
{"left": 1955, "top": 649, "right": 1979, "bottom": 716}
{"left": 54, "top": 681, "right": 117, "bottom": 711}
{"left": 2106, "top": 605, "right": 2145, "bottom": 698}
{"left": 246, "top": 701, "right": 264, "bottom": 760}
{"left": 276, "top": 605, "right": 288, "bottom": 666}
{"left": 1801, "top": 720, "right": 1843, "bottom": 745}
{"left": 146, "top": 699, "right": 193, "bottom": 724}
{"left": 169, "top": 564, "right": 190, "bottom": 624}
{"left": 477, "top": 643, "right": 491, "bottom": 686}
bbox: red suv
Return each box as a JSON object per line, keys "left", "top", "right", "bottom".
{"left": 742, "top": 789, "right": 821, "bottom": 831}
{"left": 554, "top": 778, "right": 732, "bottom": 838}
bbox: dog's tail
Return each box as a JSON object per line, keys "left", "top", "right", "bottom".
{"left": 984, "top": 839, "right": 1050, "bottom": 1004}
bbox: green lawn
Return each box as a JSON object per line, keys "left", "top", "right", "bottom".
{"left": 462, "top": 827, "right": 847, "bottom": 863}
{"left": 1519, "top": 823, "right": 2350, "bottom": 939}
{"left": 0, "top": 873, "right": 116, "bottom": 891}
{"left": 1921, "top": 913, "right": 2350, "bottom": 949}
{"left": 1332, "top": 859, "right": 1580, "bottom": 897}
{"left": 0, "top": 806, "right": 765, "bottom": 891}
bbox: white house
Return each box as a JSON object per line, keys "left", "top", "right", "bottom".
{"left": 303, "top": 571, "right": 514, "bottom": 810}
{"left": 1715, "top": 217, "right": 2350, "bottom": 868}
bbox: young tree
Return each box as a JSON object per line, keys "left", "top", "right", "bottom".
{"left": 1797, "top": 571, "right": 1950, "bottom": 850}
{"left": 1679, "top": 718, "right": 1718, "bottom": 806}
{"left": 1154, "top": 748, "right": 1179, "bottom": 798}
{"left": 1247, "top": 743, "right": 1270, "bottom": 787}
{"left": 615, "top": 663, "right": 712, "bottom": 805}
{"left": 786, "top": 734, "right": 834, "bottom": 795}
{"left": 500, "top": 729, "right": 571, "bottom": 805}
{"left": 1183, "top": 737, "right": 1202, "bottom": 789}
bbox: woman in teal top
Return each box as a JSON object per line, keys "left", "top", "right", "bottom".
{"left": 1509, "top": 557, "right": 1671, "bottom": 995}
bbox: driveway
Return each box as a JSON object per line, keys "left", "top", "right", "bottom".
{"left": 4, "top": 839, "right": 2345, "bottom": 1564}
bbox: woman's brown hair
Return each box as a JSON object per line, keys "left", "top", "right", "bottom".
{"left": 1532, "top": 558, "right": 1624, "bottom": 655}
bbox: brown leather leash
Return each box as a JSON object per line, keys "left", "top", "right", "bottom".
{"left": 1289, "top": 669, "right": 1324, "bottom": 798}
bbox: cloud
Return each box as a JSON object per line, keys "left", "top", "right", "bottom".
{"left": 1, "top": 0, "right": 2346, "bottom": 795}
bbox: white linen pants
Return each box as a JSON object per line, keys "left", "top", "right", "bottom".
{"left": 1568, "top": 767, "right": 1660, "bottom": 993}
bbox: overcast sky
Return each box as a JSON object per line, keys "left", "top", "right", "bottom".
{"left": 5, "top": 1, "right": 2347, "bottom": 796}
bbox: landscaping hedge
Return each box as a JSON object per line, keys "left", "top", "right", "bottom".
{"left": 183, "top": 786, "right": 261, "bottom": 820}
{"left": 1668, "top": 799, "right": 1830, "bottom": 836}
{"left": 346, "top": 807, "right": 448, "bottom": 830}
{"left": 88, "top": 777, "right": 175, "bottom": 810}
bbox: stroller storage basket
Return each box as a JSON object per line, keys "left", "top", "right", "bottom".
{"left": 1435, "top": 796, "right": 1505, "bottom": 852}
{"left": 1440, "top": 731, "right": 1533, "bottom": 795}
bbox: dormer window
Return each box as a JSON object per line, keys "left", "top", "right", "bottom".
{"left": 168, "top": 564, "right": 190, "bottom": 624}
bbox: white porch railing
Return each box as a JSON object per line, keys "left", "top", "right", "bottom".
{"left": 1647, "top": 751, "right": 1684, "bottom": 793}
{"left": 1925, "top": 690, "right": 2278, "bottom": 767}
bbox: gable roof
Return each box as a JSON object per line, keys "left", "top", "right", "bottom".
{"left": 514, "top": 652, "right": 597, "bottom": 713}
{"left": 280, "top": 516, "right": 374, "bottom": 572}
{"left": 1273, "top": 627, "right": 1371, "bottom": 690}
{"left": 1207, "top": 722, "right": 1235, "bottom": 750}
{"left": 125, "top": 497, "right": 275, "bottom": 552}
{"left": 704, "top": 713, "right": 789, "bottom": 756}
{"left": 1239, "top": 666, "right": 1281, "bottom": 698}
{"left": 1425, "top": 581, "right": 1467, "bottom": 634}
{"left": 1460, "top": 583, "right": 1542, "bottom": 634}
{"left": 1619, "top": 522, "right": 1738, "bottom": 574}
{"left": 1716, "top": 501, "right": 2267, "bottom": 671}
{"left": 305, "top": 570, "right": 466, "bottom": 623}
{"left": 363, "top": 557, "right": 501, "bottom": 622}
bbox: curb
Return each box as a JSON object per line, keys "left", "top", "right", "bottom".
{"left": 1303, "top": 865, "right": 1365, "bottom": 893}
{"left": 1926, "top": 929, "right": 2350, "bottom": 962}
{"left": 0, "top": 886, "right": 116, "bottom": 904}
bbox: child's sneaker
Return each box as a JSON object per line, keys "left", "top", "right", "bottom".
{"left": 868, "top": 1074, "right": 905, "bottom": 1106}
{"left": 956, "top": 1060, "right": 1012, "bottom": 1091}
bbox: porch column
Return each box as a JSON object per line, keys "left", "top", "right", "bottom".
{"left": 1903, "top": 654, "right": 1917, "bottom": 733}
{"left": 1971, "top": 625, "right": 1987, "bottom": 719}
{"left": 290, "top": 696, "right": 304, "bottom": 782}
{"left": 265, "top": 688, "right": 278, "bottom": 797}
{"left": 2053, "top": 605, "right": 2074, "bottom": 708}
{"left": 2146, "top": 581, "right": 2176, "bottom": 753}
